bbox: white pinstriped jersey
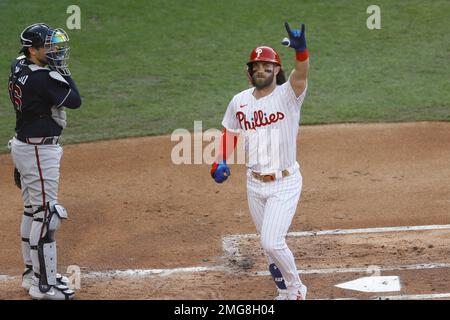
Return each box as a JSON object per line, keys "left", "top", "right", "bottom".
{"left": 222, "top": 78, "right": 307, "bottom": 174}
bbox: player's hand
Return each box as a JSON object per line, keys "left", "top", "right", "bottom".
{"left": 211, "top": 160, "right": 231, "bottom": 183}
{"left": 282, "top": 22, "right": 307, "bottom": 52}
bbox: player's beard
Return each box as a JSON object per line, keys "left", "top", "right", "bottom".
{"left": 252, "top": 71, "right": 275, "bottom": 90}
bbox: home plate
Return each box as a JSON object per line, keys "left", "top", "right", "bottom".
{"left": 335, "top": 276, "right": 401, "bottom": 293}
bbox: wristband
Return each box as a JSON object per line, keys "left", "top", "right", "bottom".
{"left": 296, "top": 48, "right": 309, "bottom": 61}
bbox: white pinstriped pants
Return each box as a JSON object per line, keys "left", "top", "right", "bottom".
{"left": 247, "top": 166, "right": 303, "bottom": 291}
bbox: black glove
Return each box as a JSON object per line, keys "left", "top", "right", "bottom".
{"left": 14, "top": 167, "right": 21, "bottom": 189}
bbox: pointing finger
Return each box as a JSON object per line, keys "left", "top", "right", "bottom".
{"left": 284, "top": 21, "right": 292, "bottom": 36}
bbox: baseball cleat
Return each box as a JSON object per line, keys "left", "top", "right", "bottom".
{"left": 274, "top": 289, "right": 289, "bottom": 300}
{"left": 28, "top": 277, "right": 75, "bottom": 300}
{"left": 22, "top": 271, "right": 70, "bottom": 291}
{"left": 21, "top": 267, "right": 33, "bottom": 291}
{"left": 288, "top": 284, "right": 308, "bottom": 300}
{"left": 56, "top": 273, "right": 70, "bottom": 287}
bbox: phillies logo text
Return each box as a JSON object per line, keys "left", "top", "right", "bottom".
{"left": 236, "top": 110, "right": 285, "bottom": 131}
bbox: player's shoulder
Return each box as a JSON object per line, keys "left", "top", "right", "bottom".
{"left": 27, "top": 65, "right": 69, "bottom": 87}
{"left": 10, "top": 55, "right": 29, "bottom": 75}
{"left": 227, "top": 87, "right": 253, "bottom": 110}
{"left": 233, "top": 87, "right": 254, "bottom": 101}
{"left": 275, "top": 81, "right": 291, "bottom": 93}
{"left": 276, "top": 79, "right": 308, "bottom": 100}
{"left": 26, "top": 66, "right": 52, "bottom": 86}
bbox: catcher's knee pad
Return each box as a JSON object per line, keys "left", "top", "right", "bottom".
{"left": 32, "top": 201, "right": 68, "bottom": 292}
{"left": 46, "top": 200, "right": 68, "bottom": 237}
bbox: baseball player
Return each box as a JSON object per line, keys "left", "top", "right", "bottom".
{"left": 211, "top": 22, "right": 309, "bottom": 300}
{"left": 8, "top": 23, "right": 81, "bottom": 300}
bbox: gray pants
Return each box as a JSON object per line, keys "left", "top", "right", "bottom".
{"left": 11, "top": 137, "right": 63, "bottom": 278}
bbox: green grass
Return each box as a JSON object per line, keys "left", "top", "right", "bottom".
{"left": 1, "top": 0, "right": 449, "bottom": 152}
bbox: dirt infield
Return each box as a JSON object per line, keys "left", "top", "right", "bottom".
{"left": 1, "top": 121, "right": 449, "bottom": 300}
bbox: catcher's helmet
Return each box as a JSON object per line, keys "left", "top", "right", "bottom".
{"left": 19, "top": 23, "right": 51, "bottom": 53}
{"left": 247, "top": 46, "right": 281, "bottom": 66}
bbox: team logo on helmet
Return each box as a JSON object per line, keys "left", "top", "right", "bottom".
{"left": 247, "top": 46, "right": 281, "bottom": 66}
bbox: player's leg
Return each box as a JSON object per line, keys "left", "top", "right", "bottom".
{"left": 247, "top": 177, "right": 266, "bottom": 233}
{"left": 260, "top": 171, "right": 306, "bottom": 300}
{"left": 20, "top": 144, "right": 73, "bottom": 300}
{"left": 11, "top": 139, "right": 34, "bottom": 289}
{"left": 269, "top": 261, "right": 289, "bottom": 299}
{"left": 20, "top": 186, "right": 34, "bottom": 290}
{"left": 29, "top": 201, "right": 73, "bottom": 300}
{"left": 248, "top": 172, "right": 287, "bottom": 297}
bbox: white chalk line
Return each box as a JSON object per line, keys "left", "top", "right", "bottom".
{"left": 83, "top": 265, "right": 229, "bottom": 279}
{"left": 253, "top": 262, "right": 450, "bottom": 276}
{"left": 0, "top": 275, "right": 15, "bottom": 281}
{"left": 2, "top": 262, "right": 450, "bottom": 283}
{"left": 0, "top": 266, "right": 230, "bottom": 283}
{"left": 374, "top": 293, "right": 450, "bottom": 300}
{"left": 330, "top": 293, "right": 450, "bottom": 300}
{"left": 222, "top": 224, "right": 450, "bottom": 258}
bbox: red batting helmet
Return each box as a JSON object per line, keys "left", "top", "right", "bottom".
{"left": 247, "top": 46, "right": 281, "bottom": 66}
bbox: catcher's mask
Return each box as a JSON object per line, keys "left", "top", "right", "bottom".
{"left": 247, "top": 46, "right": 286, "bottom": 85}
{"left": 45, "top": 28, "right": 71, "bottom": 76}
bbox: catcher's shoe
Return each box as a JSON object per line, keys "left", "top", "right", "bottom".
{"left": 21, "top": 267, "right": 34, "bottom": 291}
{"left": 287, "top": 284, "right": 308, "bottom": 300}
{"left": 22, "top": 270, "right": 70, "bottom": 291}
{"left": 274, "top": 289, "right": 289, "bottom": 300}
{"left": 29, "top": 277, "right": 75, "bottom": 300}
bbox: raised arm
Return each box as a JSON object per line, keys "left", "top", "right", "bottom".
{"left": 282, "top": 22, "right": 309, "bottom": 97}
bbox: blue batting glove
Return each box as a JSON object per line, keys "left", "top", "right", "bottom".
{"left": 281, "top": 22, "right": 307, "bottom": 52}
{"left": 211, "top": 160, "right": 231, "bottom": 184}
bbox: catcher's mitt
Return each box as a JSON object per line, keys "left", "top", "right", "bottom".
{"left": 14, "top": 167, "right": 21, "bottom": 189}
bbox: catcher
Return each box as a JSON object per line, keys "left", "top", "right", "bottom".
{"left": 8, "top": 23, "right": 81, "bottom": 300}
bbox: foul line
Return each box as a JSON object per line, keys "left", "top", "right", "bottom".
{"left": 2, "top": 262, "right": 450, "bottom": 283}
{"left": 0, "top": 275, "right": 15, "bottom": 281}
{"left": 83, "top": 266, "right": 229, "bottom": 279}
